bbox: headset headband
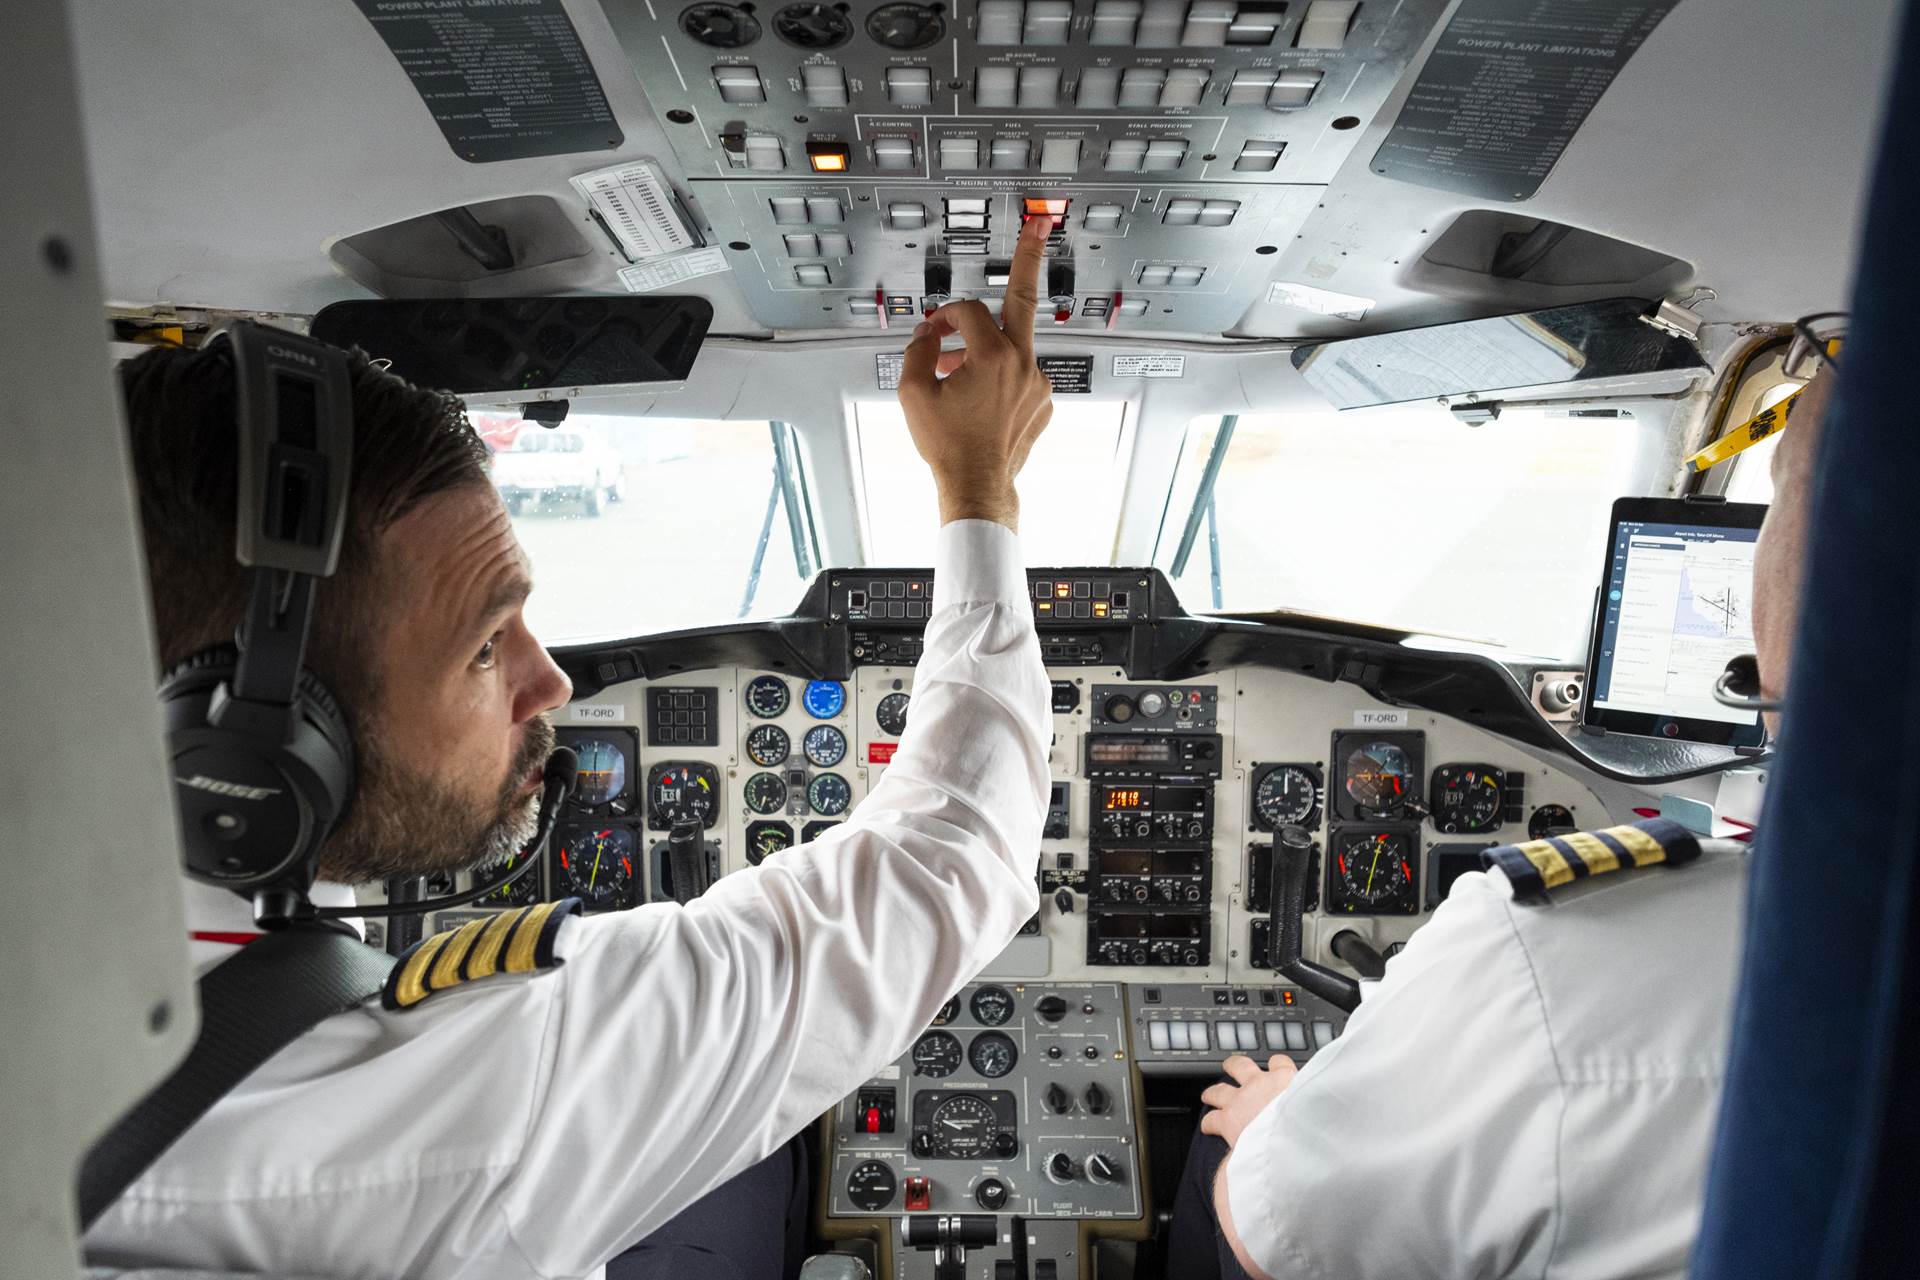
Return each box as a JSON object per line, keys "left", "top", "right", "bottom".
{"left": 213, "top": 320, "right": 353, "bottom": 711}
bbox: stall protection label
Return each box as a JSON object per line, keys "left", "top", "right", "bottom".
{"left": 1112, "top": 355, "right": 1186, "bottom": 378}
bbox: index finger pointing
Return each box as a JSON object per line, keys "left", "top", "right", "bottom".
{"left": 999, "top": 214, "right": 1049, "bottom": 354}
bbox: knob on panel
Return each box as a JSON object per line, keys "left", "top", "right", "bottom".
{"left": 1087, "top": 1153, "right": 1120, "bottom": 1185}
{"left": 1044, "top": 1082, "right": 1072, "bottom": 1114}
{"left": 1046, "top": 1151, "right": 1076, "bottom": 1183}
{"left": 1036, "top": 994, "right": 1068, "bottom": 1022}
{"left": 974, "top": 1177, "right": 1009, "bottom": 1210}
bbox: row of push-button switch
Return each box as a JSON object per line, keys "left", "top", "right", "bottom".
{"left": 973, "top": 0, "right": 1359, "bottom": 48}
{"left": 722, "top": 62, "right": 1322, "bottom": 110}
{"left": 1144, "top": 1018, "right": 1336, "bottom": 1052}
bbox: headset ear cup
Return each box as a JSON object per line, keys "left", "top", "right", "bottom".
{"left": 292, "top": 667, "right": 355, "bottom": 832}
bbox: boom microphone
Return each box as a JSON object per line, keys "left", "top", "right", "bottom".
{"left": 309, "top": 746, "right": 579, "bottom": 921}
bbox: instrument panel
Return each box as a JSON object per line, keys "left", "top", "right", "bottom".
{"left": 397, "top": 567, "right": 1610, "bottom": 1279}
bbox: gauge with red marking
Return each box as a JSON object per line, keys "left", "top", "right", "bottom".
{"left": 1343, "top": 741, "right": 1415, "bottom": 817}
{"left": 552, "top": 824, "right": 638, "bottom": 911}
{"left": 1329, "top": 829, "right": 1420, "bottom": 915}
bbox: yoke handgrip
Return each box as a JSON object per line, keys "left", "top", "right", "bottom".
{"left": 1270, "top": 825, "right": 1362, "bottom": 1013}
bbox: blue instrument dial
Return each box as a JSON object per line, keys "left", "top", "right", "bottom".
{"left": 802, "top": 679, "right": 846, "bottom": 719}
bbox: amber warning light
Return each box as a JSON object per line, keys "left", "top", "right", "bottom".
{"left": 807, "top": 140, "right": 850, "bottom": 172}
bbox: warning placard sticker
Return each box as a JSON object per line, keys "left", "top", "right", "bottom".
{"left": 1112, "top": 355, "right": 1187, "bottom": 379}
{"left": 618, "top": 247, "right": 730, "bottom": 294}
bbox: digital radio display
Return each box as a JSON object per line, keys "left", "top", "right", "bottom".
{"left": 1088, "top": 739, "right": 1175, "bottom": 766}
{"left": 1102, "top": 788, "right": 1146, "bottom": 810}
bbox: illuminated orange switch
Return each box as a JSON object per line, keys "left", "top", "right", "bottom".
{"left": 1023, "top": 197, "right": 1070, "bottom": 232}
{"left": 807, "top": 139, "right": 850, "bottom": 172}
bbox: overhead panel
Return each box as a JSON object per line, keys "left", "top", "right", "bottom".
{"left": 598, "top": 0, "right": 1448, "bottom": 333}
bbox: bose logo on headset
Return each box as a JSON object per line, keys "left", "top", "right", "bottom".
{"left": 177, "top": 774, "right": 284, "bottom": 802}
{"left": 267, "top": 344, "right": 320, "bottom": 367}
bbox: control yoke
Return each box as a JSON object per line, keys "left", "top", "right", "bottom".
{"left": 667, "top": 819, "right": 712, "bottom": 904}
{"left": 1269, "top": 826, "right": 1362, "bottom": 1013}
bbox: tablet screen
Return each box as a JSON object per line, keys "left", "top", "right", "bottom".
{"left": 1584, "top": 499, "right": 1767, "bottom": 744}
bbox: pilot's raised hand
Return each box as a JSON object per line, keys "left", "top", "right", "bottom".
{"left": 897, "top": 213, "right": 1055, "bottom": 530}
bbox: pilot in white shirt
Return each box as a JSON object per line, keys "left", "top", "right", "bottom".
{"left": 89, "top": 218, "right": 1060, "bottom": 1278}
{"left": 1180, "top": 366, "right": 1835, "bottom": 1280}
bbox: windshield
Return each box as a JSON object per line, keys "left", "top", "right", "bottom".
{"left": 480, "top": 413, "right": 821, "bottom": 645}
{"left": 856, "top": 399, "right": 1130, "bottom": 565}
{"left": 1152, "top": 406, "right": 1662, "bottom": 658}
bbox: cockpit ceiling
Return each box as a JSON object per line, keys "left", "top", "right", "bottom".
{"left": 72, "top": 0, "right": 1896, "bottom": 343}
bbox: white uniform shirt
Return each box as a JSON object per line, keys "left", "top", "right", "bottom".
{"left": 1227, "top": 844, "right": 1749, "bottom": 1280}
{"left": 87, "top": 519, "right": 1051, "bottom": 1280}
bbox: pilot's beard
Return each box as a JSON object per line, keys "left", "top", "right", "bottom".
{"left": 317, "top": 715, "right": 557, "bottom": 886}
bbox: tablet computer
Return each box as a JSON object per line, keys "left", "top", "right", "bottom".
{"left": 1582, "top": 497, "right": 1769, "bottom": 748}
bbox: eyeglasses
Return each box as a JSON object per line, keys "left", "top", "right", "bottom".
{"left": 1785, "top": 311, "right": 1847, "bottom": 379}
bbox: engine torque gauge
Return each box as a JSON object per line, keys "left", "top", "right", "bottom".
{"left": 745, "top": 723, "right": 790, "bottom": 767}
{"left": 803, "top": 725, "right": 847, "bottom": 768}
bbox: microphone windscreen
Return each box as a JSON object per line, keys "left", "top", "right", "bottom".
{"left": 544, "top": 746, "right": 579, "bottom": 798}
{"left": 1723, "top": 654, "right": 1762, "bottom": 696}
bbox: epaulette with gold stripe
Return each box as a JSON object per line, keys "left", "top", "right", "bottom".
{"left": 1482, "top": 817, "right": 1702, "bottom": 906}
{"left": 382, "top": 898, "right": 583, "bottom": 1011}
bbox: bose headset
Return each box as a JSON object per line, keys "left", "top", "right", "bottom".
{"left": 157, "top": 320, "right": 575, "bottom": 930}
{"left": 158, "top": 320, "right": 358, "bottom": 915}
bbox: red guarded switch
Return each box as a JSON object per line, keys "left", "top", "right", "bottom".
{"left": 904, "top": 1176, "right": 932, "bottom": 1211}
{"left": 864, "top": 1106, "right": 882, "bottom": 1134}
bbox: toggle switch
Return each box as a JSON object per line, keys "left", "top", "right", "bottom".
{"left": 1162, "top": 197, "right": 1203, "bottom": 225}
{"left": 713, "top": 65, "right": 766, "bottom": 103}
{"left": 1227, "top": 1, "right": 1285, "bottom": 44}
{"left": 1268, "top": 67, "right": 1323, "bottom": 107}
{"left": 888, "top": 201, "right": 928, "bottom": 229}
{"left": 1104, "top": 138, "right": 1148, "bottom": 172}
{"left": 976, "top": 0, "right": 1023, "bottom": 43}
{"left": 940, "top": 137, "right": 981, "bottom": 171}
{"left": 1143, "top": 138, "right": 1189, "bottom": 170}
{"left": 1233, "top": 139, "right": 1283, "bottom": 171}
{"left": 904, "top": 1176, "right": 932, "bottom": 1211}
{"left": 1118, "top": 67, "right": 1165, "bottom": 107}
{"left": 923, "top": 259, "right": 953, "bottom": 309}
{"left": 1225, "top": 68, "right": 1277, "bottom": 105}
{"left": 1089, "top": 0, "right": 1142, "bottom": 43}
{"left": 1047, "top": 259, "right": 1075, "bottom": 323}
{"left": 744, "top": 135, "right": 786, "bottom": 170}
{"left": 886, "top": 65, "right": 934, "bottom": 106}
{"left": 1018, "top": 65, "right": 1062, "bottom": 107}
{"left": 1023, "top": 0, "right": 1073, "bottom": 43}
{"left": 1083, "top": 202, "right": 1122, "bottom": 231}
{"left": 801, "top": 64, "right": 849, "bottom": 107}
{"left": 975, "top": 65, "right": 1018, "bottom": 107}
{"left": 1179, "top": 0, "right": 1235, "bottom": 46}
{"left": 1039, "top": 137, "right": 1082, "bottom": 174}
{"left": 1160, "top": 67, "right": 1209, "bottom": 106}
{"left": 872, "top": 136, "right": 917, "bottom": 170}
{"left": 990, "top": 137, "right": 1031, "bottom": 170}
{"left": 1135, "top": 0, "right": 1187, "bottom": 45}
{"left": 1076, "top": 66, "right": 1121, "bottom": 108}
{"left": 1295, "top": 0, "right": 1359, "bottom": 48}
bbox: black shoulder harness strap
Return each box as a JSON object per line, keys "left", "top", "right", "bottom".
{"left": 77, "top": 924, "right": 394, "bottom": 1231}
